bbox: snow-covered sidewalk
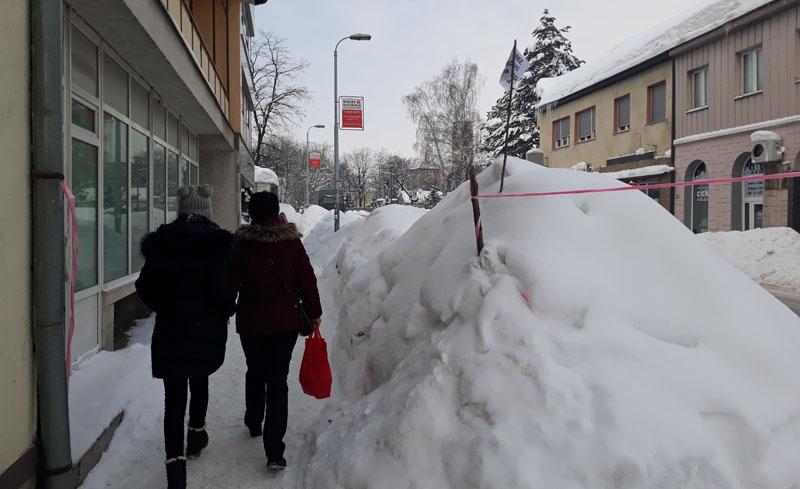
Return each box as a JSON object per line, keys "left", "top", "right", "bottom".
{"left": 79, "top": 321, "right": 326, "bottom": 488}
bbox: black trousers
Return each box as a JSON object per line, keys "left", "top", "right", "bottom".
{"left": 240, "top": 332, "right": 298, "bottom": 459}
{"left": 163, "top": 377, "right": 209, "bottom": 459}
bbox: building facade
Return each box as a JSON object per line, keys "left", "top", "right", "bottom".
{"left": 0, "top": 0, "right": 265, "bottom": 486}
{"left": 0, "top": 2, "right": 35, "bottom": 488}
{"left": 672, "top": 0, "right": 800, "bottom": 233}
{"left": 538, "top": 61, "right": 675, "bottom": 210}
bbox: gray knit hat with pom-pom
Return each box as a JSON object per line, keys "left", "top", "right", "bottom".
{"left": 177, "top": 184, "right": 213, "bottom": 219}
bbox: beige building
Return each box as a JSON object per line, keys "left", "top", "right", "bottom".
{"left": 0, "top": 2, "right": 35, "bottom": 488}
{"left": 672, "top": 0, "right": 800, "bottom": 233}
{"left": 0, "top": 0, "right": 265, "bottom": 487}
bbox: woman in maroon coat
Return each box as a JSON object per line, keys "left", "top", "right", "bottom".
{"left": 235, "top": 191, "right": 322, "bottom": 471}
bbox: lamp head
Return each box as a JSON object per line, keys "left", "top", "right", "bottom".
{"left": 350, "top": 34, "right": 372, "bottom": 41}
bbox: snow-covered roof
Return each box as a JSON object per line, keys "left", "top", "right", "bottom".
{"left": 254, "top": 166, "right": 279, "bottom": 185}
{"left": 601, "top": 165, "right": 675, "bottom": 180}
{"left": 536, "top": 0, "right": 774, "bottom": 108}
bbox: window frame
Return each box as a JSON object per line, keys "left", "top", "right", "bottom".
{"left": 741, "top": 47, "right": 764, "bottom": 96}
{"left": 614, "top": 95, "right": 631, "bottom": 134}
{"left": 552, "top": 117, "right": 571, "bottom": 149}
{"left": 690, "top": 66, "right": 709, "bottom": 110}
{"left": 575, "top": 106, "right": 596, "bottom": 143}
{"left": 647, "top": 80, "right": 667, "bottom": 125}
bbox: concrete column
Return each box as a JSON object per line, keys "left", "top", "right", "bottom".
{"left": 200, "top": 145, "right": 240, "bottom": 231}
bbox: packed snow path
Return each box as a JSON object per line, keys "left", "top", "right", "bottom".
{"left": 78, "top": 323, "right": 325, "bottom": 488}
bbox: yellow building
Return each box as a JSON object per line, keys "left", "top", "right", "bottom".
{"left": 537, "top": 60, "right": 675, "bottom": 210}
{"left": 0, "top": 0, "right": 265, "bottom": 487}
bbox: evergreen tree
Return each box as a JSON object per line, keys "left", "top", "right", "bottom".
{"left": 482, "top": 10, "right": 583, "bottom": 158}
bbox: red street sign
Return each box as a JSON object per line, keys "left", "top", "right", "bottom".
{"left": 309, "top": 152, "right": 321, "bottom": 169}
{"left": 340, "top": 96, "right": 364, "bottom": 131}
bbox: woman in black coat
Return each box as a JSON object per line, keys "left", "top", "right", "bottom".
{"left": 135, "top": 185, "right": 236, "bottom": 489}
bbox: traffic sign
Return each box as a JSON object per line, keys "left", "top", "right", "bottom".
{"left": 309, "top": 152, "right": 321, "bottom": 169}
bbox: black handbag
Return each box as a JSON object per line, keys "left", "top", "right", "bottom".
{"left": 265, "top": 257, "right": 315, "bottom": 336}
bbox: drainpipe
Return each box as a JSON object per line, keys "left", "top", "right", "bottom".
{"left": 31, "top": 0, "right": 74, "bottom": 488}
{"left": 670, "top": 59, "right": 677, "bottom": 215}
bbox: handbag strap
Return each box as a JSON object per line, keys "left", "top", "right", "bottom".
{"left": 265, "top": 257, "right": 301, "bottom": 304}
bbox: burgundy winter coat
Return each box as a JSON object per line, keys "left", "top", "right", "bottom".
{"left": 235, "top": 217, "right": 322, "bottom": 336}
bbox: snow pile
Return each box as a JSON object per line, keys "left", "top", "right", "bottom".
{"left": 69, "top": 317, "right": 155, "bottom": 460}
{"left": 296, "top": 157, "right": 800, "bottom": 489}
{"left": 602, "top": 164, "right": 674, "bottom": 180}
{"left": 280, "top": 203, "right": 302, "bottom": 226}
{"left": 254, "top": 166, "right": 279, "bottom": 185}
{"left": 303, "top": 210, "right": 367, "bottom": 269}
{"left": 537, "top": 0, "right": 773, "bottom": 107}
{"left": 571, "top": 161, "right": 590, "bottom": 172}
{"left": 299, "top": 205, "right": 329, "bottom": 234}
{"left": 703, "top": 227, "right": 800, "bottom": 291}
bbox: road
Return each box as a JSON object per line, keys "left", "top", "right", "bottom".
{"left": 765, "top": 285, "right": 800, "bottom": 316}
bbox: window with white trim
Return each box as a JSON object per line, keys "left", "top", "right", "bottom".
{"left": 615, "top": 95, "right": 630, "bottom": 133}
{"left": 742, "top": 48, "right": 763, "bottom": 95}
{"left": 553, "top": 117, "right": 570, "bottom": 148}
{"left": 691, "top": 67, "right": 708, "bottom": 109}
{"left": 577, "top": 107, "right": 595, "bottom": 142}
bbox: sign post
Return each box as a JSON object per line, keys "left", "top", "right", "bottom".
{"left": 498, "top": 41, "right": 530, "bottom": 193}
{"left": 340, "top": 96, "right": 365, "bottom": 131}
{"left": 309, "top": 152, "right": 321, "bottom": 170}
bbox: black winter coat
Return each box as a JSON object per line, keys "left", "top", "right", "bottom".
{"left": 136, "top": 215, "right": 237, "bottom": 379}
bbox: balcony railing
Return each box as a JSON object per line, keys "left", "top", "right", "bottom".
{"left": 160, "top": 0, "right": 230, "bottom": 121}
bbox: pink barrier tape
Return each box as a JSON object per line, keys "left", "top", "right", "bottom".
{"left": 62, "top": 183, "right": 78, "bottom": 385}
{"left": 473, "top": 171, "right": 800, "bottom": 200}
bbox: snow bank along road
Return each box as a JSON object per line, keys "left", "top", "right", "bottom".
{"left": 80, "top": 159, "right": 800, "bottom": 488}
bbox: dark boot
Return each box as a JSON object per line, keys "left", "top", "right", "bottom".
{"left": 186, "top": 426, "right": 209, "bottom": 459}
{"left": 166, "top": 458, "right": 186, "bottom": 489}
{"left": 267, "top": 455, "right": 287, "bottom": 472}
{"left": 244, "top": 417, "right": 262, "bottom": 438}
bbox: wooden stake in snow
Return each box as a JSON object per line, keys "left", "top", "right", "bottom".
{"left": 469, "top": 165, "right": 484, "bottom": 255}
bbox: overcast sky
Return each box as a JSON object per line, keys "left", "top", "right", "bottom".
{"left": 254, "top": 0, "right": 700, "bottom": 158}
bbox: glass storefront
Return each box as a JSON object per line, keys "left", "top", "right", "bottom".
{"left": 153, "top": 143, "right": 167, "bottom": 228}
{"left": 691, "top": 163, "right": 709, "bottom": 234}
{"left": 167, "top": 151, "right": 179, "bottom": 223}
{"left": 103, "top": 114, "right": 129, "bottom": 282}
{"left": 131, "top": 130, "right": 149, "bottom": 271}
{"left": 72, "top": 139, "right": 98, "bottom": 291}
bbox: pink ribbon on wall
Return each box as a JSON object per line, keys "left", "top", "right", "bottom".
{"left": 61, "top": 183, "right": 78, "bottom": 383}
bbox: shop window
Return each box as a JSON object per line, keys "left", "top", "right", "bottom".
{"left": 153, "top": 143, "right": 167, "bottom": 228}
{"left": 648, "top": 81, "right": 667, "bottom": 124}
{"left": 614, "top": 95, "right": 630, "bottom": 133}
{"left": 103, "top": 54, "right": 129, "bottom": 116}
{"left": 690, "top": 162, "right": 709, "bottom": 234}
{"left": 72, "top": 138, "right": 99, "bottom": 291}
{"left": 103, "top": 113, "right": 129, "bottom": 282}
{"left": 167, "top": 151, "right": 179, "bottom": 222}
{"left": 691, "top": 67, "right": 708, "bottom": 109}
{"left": 553, "top": 117, "right": 570, "bottom": 148}
{"left": 190, "top": 164, "right": 199, "bottom": 186}
{"left": 742, "top": 48, "right": 764, "bottom": 95}
{"left": 576, "top": 107, "right": 596, "bottom": 142}
{"left": 189, "top": 134, "right": 199, "bottom": 161}
{"left": 131, "top": 130, "right": 149, "bottom": 271}
{"left": 131, "top": 79, "right": 150, "bottom": 130}
{"left": 167, "top": 112, "right": 179, "bottom": 149}
{"left": 71, "top": 25, "right": 98, "bottom": 96}
{"left": 741, "top": 158, "right": 764, "bottom": 230}
{"left": 180, "top": 124, "right": 190, "bottom": 155}
{"left": 153, "top": 100, "right": 167, "bottom": 141}
{"left": 71, "top": 99, "right": 96, "bottom": 133}
{"left": 180, "top": 158, "right": 191, "bottom": 188}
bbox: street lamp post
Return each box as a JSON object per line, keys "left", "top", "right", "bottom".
{"left": 334, "top": 33, "right": 371, "bottom": 231}
{"left": 306, "top": 124, "right": 325, "bottom": 207}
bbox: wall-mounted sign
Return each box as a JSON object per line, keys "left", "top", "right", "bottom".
{"left": 340, "top": 96, "right": 364, "bottom": 130}
{"left": 309, "top": 152, "right": 321, "bottom": 170}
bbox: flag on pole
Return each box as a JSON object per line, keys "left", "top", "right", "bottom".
{"left": 499, "top": 45, "right": 530, "bottom": 91}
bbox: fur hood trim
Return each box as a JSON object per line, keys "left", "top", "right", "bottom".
{"left": 237, "top": 222, "right": 302, "bottom": 243}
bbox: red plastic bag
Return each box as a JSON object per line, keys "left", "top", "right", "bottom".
{"left": 299, "top": 327, "right": 332, "bottom": 399}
